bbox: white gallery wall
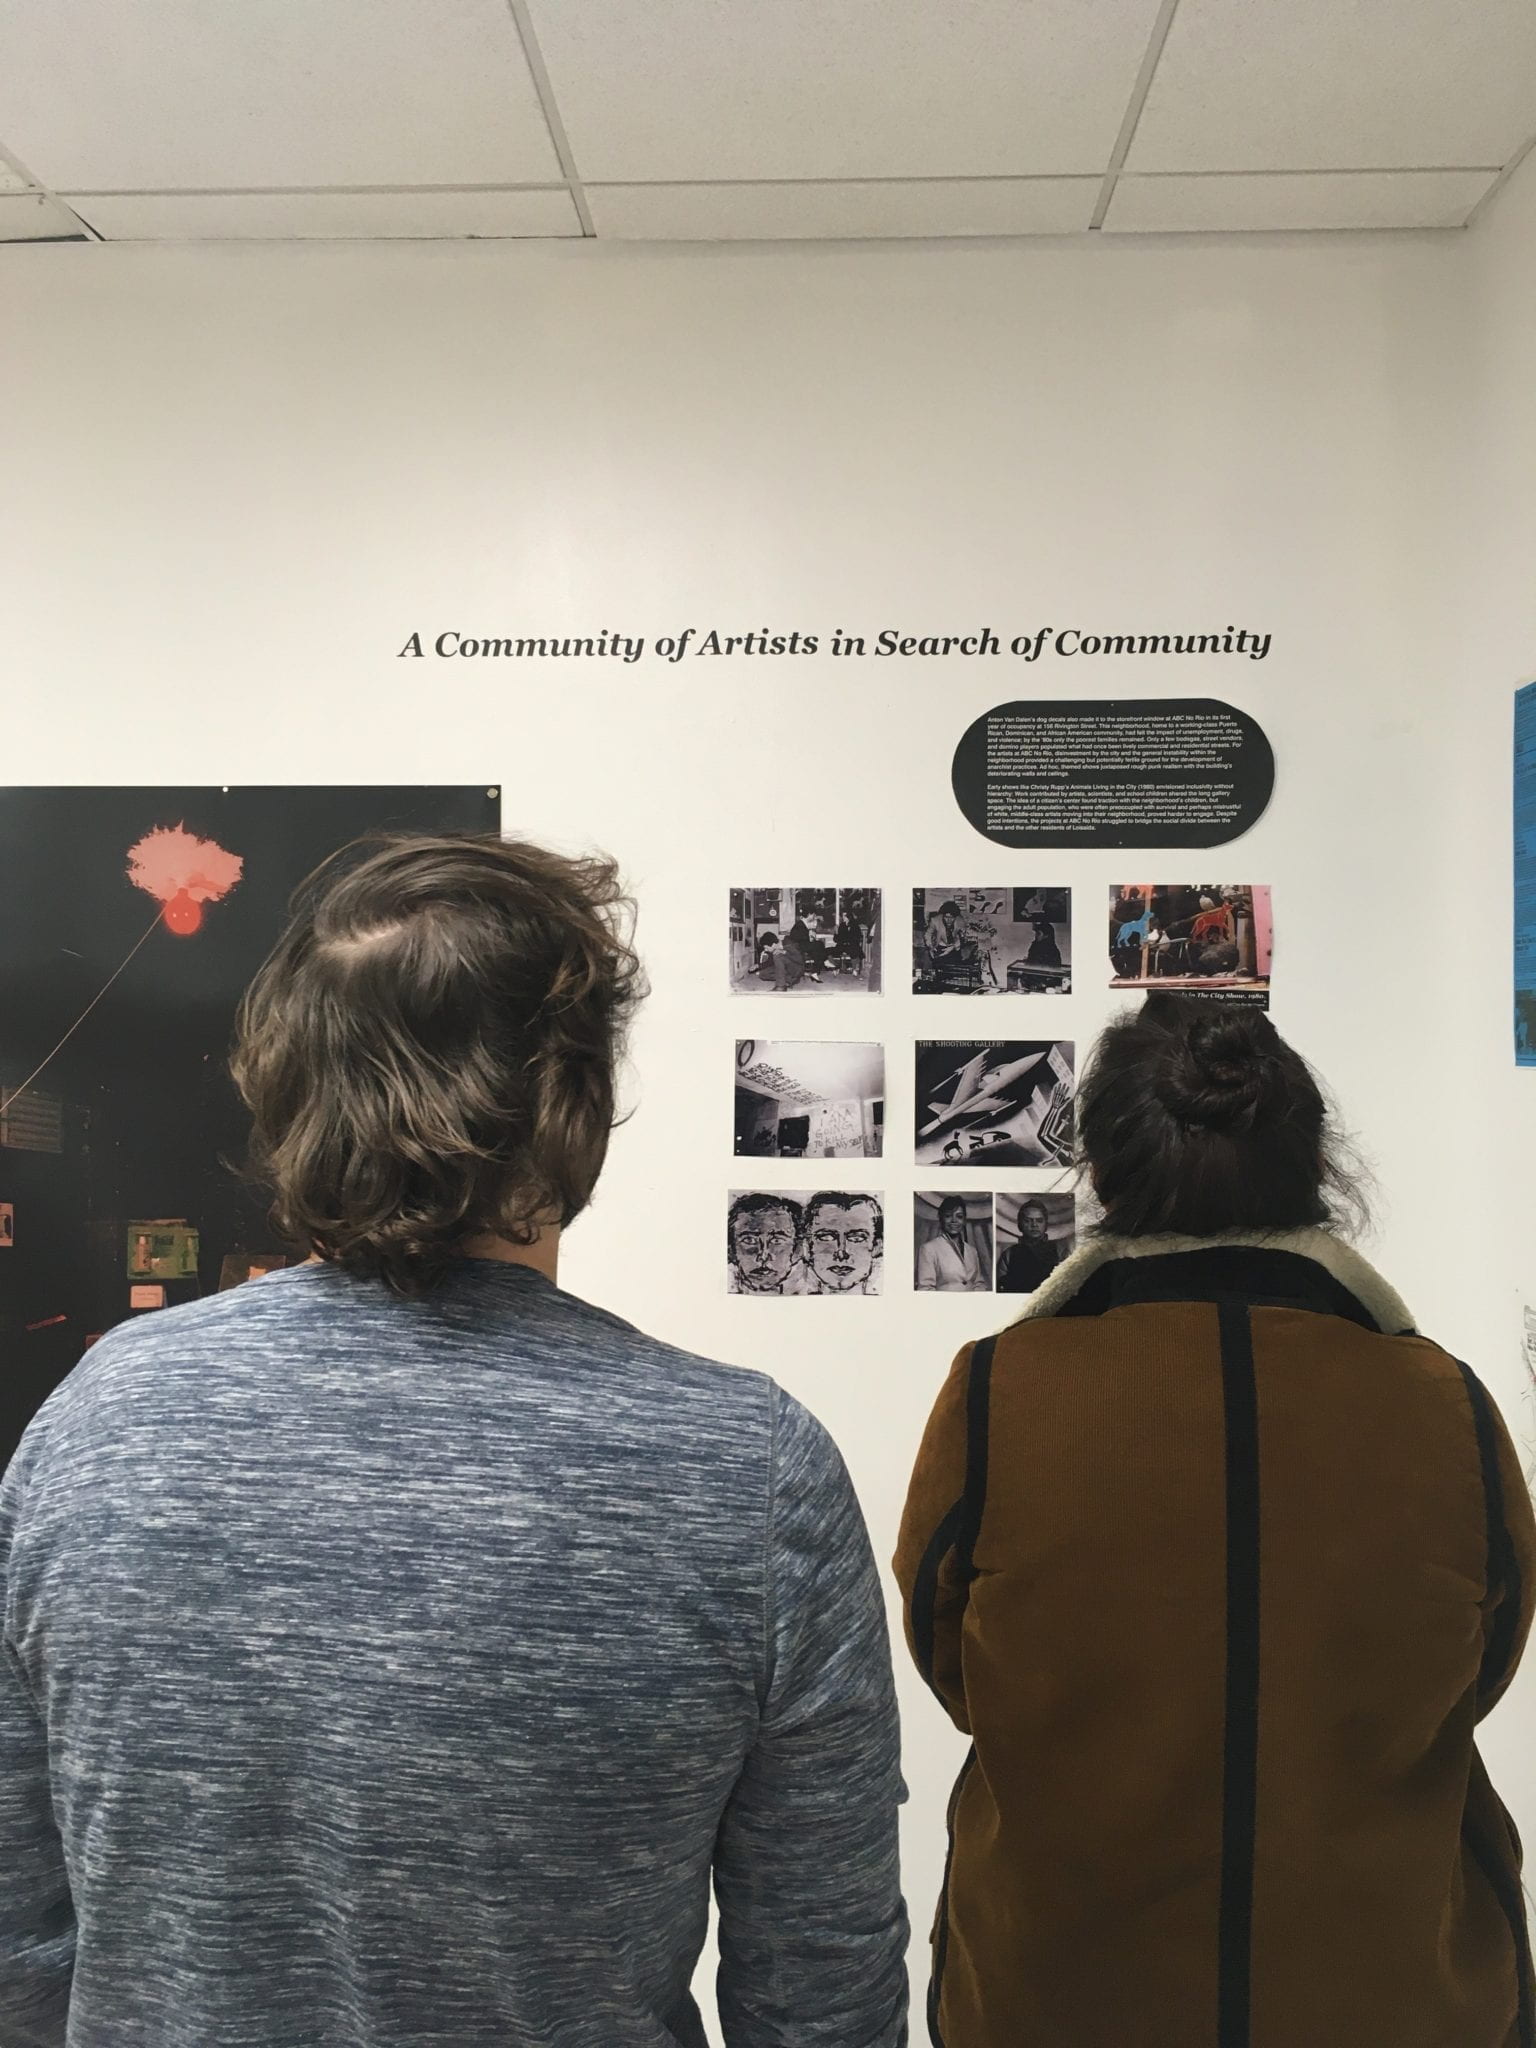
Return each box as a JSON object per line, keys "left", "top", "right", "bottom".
{"left": 3, "top": 187, "right": 1532, "bottom": 2016}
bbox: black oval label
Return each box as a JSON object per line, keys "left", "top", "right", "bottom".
{"left": 952, "top": 697, "right": 1274, "bottom": 849}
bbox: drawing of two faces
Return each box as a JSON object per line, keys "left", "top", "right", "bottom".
{"left": 729, "top": 1191, "right": 882, "bottom": 1295}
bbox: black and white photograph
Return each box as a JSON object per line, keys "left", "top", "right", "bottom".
{"left": 912, "top": 887, "right": 1071, "bottom": 993}
{"left": 914, "top": 1040, "right": 1075, "bottom": 1168}
{"left": 995, "top": 1192, "right": 1077, "bottom": 1296}
{"left": 913, "top": 1191, "right": 994, "bottom": 1292}
{"left": 728, "top": 1189, "right": 883, "bottom": 1296}
{"left": 729, "top": 887, "right": 882, "bottom": 994}
{"left": 734, "top": 1040, "right": 883, "bottom": 1158}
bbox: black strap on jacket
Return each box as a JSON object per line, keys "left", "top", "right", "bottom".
{"left": 954, "top": 1333, "right": 997, "bottom": 1585}
{"left": 1455, "top": 1359, "right": 1525, "bottom": 1711}
{"left": 912, "top": 1334, "right": 997, "bottom": 1696}
{"left": 925, "top": 1335, "right": 996, "bottom": 2048}
{"left": 1455, "top": 1358, "right": 1534, "bottom": 2046}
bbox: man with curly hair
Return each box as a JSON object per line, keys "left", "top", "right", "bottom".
{"left": 0, "top": 834, "right": 907, "bottom": 2048}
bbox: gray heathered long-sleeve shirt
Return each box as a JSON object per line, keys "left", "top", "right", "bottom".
{"left": 0, "top": 1259, "right": 909, "bottom": 2047}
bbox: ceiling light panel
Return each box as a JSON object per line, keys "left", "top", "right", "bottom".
{"left": 1128, "top": 0, "right": 1536, "bottom": 173}
{"left": 526, "top": 0, "right": 1168, "bottom": 181}
{"left": 0, "top": 0, "right": 564, "bottom": 192}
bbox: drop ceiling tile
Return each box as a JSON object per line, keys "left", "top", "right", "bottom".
{"left": 527, "top": 0, "right": 1167, "bottom": 179}
{"left": 1127, "top": 0, "right": 1536, "bottom": 172}
{"left": 0, "top": 0, "right": 562, "bottom": 191}
{"left": 588, "top": 178, "right": 1099, "bottom": 240}
{"left": 1104, "top": 169, "right": 1496, "bottom": 233}
{"left": 67, "top": 188, "right": 581, "bottom": 241}
{"left": 0, "top": 191, "right": 87, "bottom": 239}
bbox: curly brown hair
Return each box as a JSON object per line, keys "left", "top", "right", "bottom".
{"left": 231, "top": 833, "right": 643, "bottom": 1294}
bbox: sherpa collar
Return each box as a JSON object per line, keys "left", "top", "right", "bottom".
{"left": 1014, "top": 1227, "right": 1415, "bottom": 1337}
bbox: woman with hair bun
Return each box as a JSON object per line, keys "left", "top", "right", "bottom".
{"left": 897, "top": 992, "right": 1535, "bottom": 2048}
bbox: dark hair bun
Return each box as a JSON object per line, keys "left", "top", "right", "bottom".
{"left": 1074, "top": 992, "right": 1359, "bottom": 1239}
{"left": 1150, "top": 997, "right": 1282, "bottom": 1132}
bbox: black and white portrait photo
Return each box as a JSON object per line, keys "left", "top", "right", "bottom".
{"left": 728, "top": 1189, "right": 883, "bottom": 1296}
{"left": 734, "top": 1041, "right": 883, "bottom": 1158}
{"left": 913, "top": 887, "right": 1071, "bottom": 994}
{"left": 913, "top": 1191, "right": 993, "bottom": 1292}
{"left": 914, "top": 1040, "right": 1075, "bottom": 1168}
{"left": 995, "top": 1192, "right": 1076, "bottom": 1295}
{"left": 729, "top": 887, "right": 882, "bottom": 994}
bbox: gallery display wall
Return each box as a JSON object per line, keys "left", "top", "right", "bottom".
{"left": 5, "top": 152, "right": 1536, "bottom": 2022}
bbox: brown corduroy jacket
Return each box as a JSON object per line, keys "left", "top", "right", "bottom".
{"left": 895, "top": 1230, "right": 1536, "bottom": 2048}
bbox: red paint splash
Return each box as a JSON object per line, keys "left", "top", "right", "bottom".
{"left": 126, "top": 826, "right": 244, "bottom": 938}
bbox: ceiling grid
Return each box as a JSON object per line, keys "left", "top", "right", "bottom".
{"left": 503, "top": 0, "right": 596, "bottom": 236}
{"left": 0, "top": 134, "right": 97, "bottom": 241}
{"left": 0, "top": 1, "right": 1529, "bottom": 244}
{"left": 1089, "top": 0, "right": 1186, "bottom": 229}
{"left": 1466, "top": 120, "right": 1536, "bottom": 228}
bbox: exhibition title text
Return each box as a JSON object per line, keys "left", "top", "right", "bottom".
{"left": 399, "top": 625, "right": 1273, "bottom": 664}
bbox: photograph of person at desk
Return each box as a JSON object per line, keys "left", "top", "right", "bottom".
{"left": 912, "top": 887, "right": 1070, "bottom": 995}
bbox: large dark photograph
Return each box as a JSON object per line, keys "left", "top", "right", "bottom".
{"left": 0, "top": 785, "right": 499, "bottom": 1466}
{"left": 914, "top": 1040, "right": 1075, "bottom": 1168}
